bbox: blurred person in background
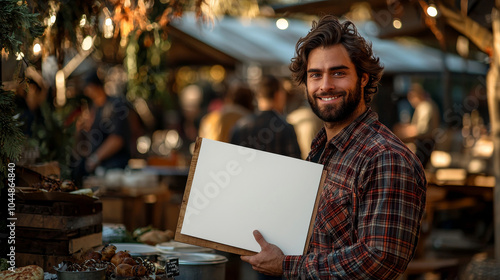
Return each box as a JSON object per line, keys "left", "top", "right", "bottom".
{"left": 393, "top": 83, "right": 440, "bottom": 168}
{"left": 230, "top": 75, "right": 301, "bottom": 158}
{"left": 198, "top": 80, "right": 254, "bottom": 142}
{"left": 71, "top": 69, "right": 131, "bottom": 185}
{"left": 286, "top": 83, "right": 324, "bottom": 159}
{"left": 14, "top": 66, "right": 49, "bottom": 137}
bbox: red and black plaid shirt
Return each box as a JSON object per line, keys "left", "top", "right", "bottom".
{"left": 283, "top": 108, "right": 427, "bottom": 279}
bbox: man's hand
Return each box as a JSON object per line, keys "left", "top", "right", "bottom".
{"left": 240, "top": 230, "right": 285, "bottom": 276}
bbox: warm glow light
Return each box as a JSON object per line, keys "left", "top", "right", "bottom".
{"left": 128, "top": 159, "right": 147, "bottom": 169}
{"left": 104, "top": 16, "right": 114, "bottom": 39}
{"left": 468, "top": 159, "right": 486, "bottom": 174}
{"left": 276, "top": 18, "right": 289, "bottom": 30}
{"left": 105, "top": 17, "right": 113, "bottom": 26}
{"left": 165, "top": 130, "right": 181, "bottom": 149}
{"left": 82, "top": 36, "right": 93, "bottom": 51}
{"left": 137, "top": 136, "right": 151, "bottom": 154}
{"left": 435, "top": 168, "right": 467, "bottom": 182}
{"left": 210, "top": 65, "right": 225, "bottom": 83}
{"left": 50, "top": 14, "right": 56, "bottom": 24}
{"left": 427, "top": 4, "right": 438, "bottom": 17}
{"left": 55, "top": 70, "right": 66, "bottom": 107}
{"left": 16, "top": 52, "right": 24, "bottom": 60}
{"left": 430, "top": 150, "right": 452, "bottom": 168}
{"left": 472, "top": 137, "right": 494, "bottom": 158}
{"left": 392, "top": 19, "right": 402, "bottom": 29}
{"left": 33, "top": 43, "right": 41, "bottom": 56}
{"left": 80, "top": 15, "right": 87, "bottom": 27}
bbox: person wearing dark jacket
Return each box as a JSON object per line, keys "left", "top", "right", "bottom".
{"left": 230, "top": 75, "right": 301, "bottom": 159}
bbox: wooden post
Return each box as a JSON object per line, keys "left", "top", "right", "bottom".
{"left": 487, "top": 5, "right": 500, "bottom": 260}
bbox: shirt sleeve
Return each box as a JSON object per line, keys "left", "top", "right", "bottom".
{"left": 283, "top": 150, "right": 427, "bottom": 279}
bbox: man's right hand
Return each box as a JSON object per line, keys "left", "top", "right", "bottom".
{"left": 240, "top": 230, "right": 285, "bottom": 276}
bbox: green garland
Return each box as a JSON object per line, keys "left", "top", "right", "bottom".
{"left": 0, "top": 90, "right": 25, "bottom": 187}
{"left": 0, "top": 0, "right": 45, "bottom": 56}
{"left": 0, "top": 0, "right": 44, "bottom": 190}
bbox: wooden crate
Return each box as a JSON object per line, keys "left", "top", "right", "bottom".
{"left": 15, "top": 196, "right": 103, "bottom": 271}
{"left": 17, "top": 225, "right": 102, "bottom": 255}
{"left": 16, "top": 253, "right": 75, "bottom": 274}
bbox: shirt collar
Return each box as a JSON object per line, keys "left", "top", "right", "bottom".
{"left": 313, "top": 107, "right": 378, "bottom": 153}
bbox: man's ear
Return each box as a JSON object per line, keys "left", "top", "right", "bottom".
{"left": 361, "top": 73, "right": 369, "bottom": 88}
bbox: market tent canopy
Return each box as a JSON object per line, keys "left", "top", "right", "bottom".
{"left": 167, "top": 14, "right": 488, "bottom": 75}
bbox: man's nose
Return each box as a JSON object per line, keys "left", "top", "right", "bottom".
{"left": 320, "top": 76, "right": 335, "bottom": 92}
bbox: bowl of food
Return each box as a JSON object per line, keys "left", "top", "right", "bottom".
{"left": 54, "top": 261, "right": 107, "bottom": 280}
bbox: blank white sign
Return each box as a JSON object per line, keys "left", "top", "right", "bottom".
{"left": 180, "top": 138, "right": 324, "bottom": 255}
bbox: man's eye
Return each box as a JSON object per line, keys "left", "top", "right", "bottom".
{"left": 309, "top": 73, "right": 321, "bottom": 78}
{"left": 333, "top": 72, "right": 345, "bottom": 76}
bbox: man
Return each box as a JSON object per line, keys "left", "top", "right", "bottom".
{"left": 230, "top": 75, "right": 302, "bottom": 159}
{"left": 71, "top": 70, "right": 131, "bottom": 184}
{"left": 394, "top": 83, "right": 441, "bottom": 168}
{"left": 241, "top": 15, "right": 427, "bottom": 279}
{"left": 199, "top": 80, "right": 254, "bottom": 142}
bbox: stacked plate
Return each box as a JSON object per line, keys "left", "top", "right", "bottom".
{"left": 156, "top": 241, "right": 214, "bottom": 253}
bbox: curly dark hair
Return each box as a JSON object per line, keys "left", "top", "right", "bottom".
{"left": 289, "top": 15, "right": 384, "bottom": 104}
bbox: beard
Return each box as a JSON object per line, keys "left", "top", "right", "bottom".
{"left": 307, "top": 78, "right": 363, "bottom": 123}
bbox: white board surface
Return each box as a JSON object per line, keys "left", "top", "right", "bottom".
{"left": 180, "top": 138, "right": 324, "bottom": 255}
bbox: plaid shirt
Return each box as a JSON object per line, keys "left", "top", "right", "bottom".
{"left": 283, "top": 108, "right": 427, "bottom": 279}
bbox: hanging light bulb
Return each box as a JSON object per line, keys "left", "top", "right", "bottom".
{"left": 276, "top": 18, "right": 289, "bottom": 30}
{"left": 82, "top": 36, "right": 93, "bottom": 51}
{"left": 55, "top": 70, "right": 66, "bottom": 107}
{"left": 104, "top": 15, "right": 114, "bottom": 38}
{"left": 80, "top": 14, "right": 87, "bottom": 27}
{"left": 50, "top": 14, "right": 56, "bottom": 25}
{"left": 33, "top": 42, "right": 42, "bottom": 56}
{"left": 16, "top": 52, "right": 24, "bottom": 60}
{"left": 427, "top": 4, "right": 438, "bottom": 17}
{"left": 392, "top": 18, "right": 402, "bottom": 29}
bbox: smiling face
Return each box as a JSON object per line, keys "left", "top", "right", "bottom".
{"left": 306, "top": 44, "right": 368, "bottom": 127}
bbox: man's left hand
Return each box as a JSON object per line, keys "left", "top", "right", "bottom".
{"left": 240, "top": 230, "right": 285, "bottom": 276}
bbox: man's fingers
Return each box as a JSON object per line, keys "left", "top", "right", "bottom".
{"left": 253, "top": 230, "right": 268, "bottom": 248}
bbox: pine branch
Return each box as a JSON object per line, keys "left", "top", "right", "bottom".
{"left": 0, "top": 89, "right": 25, "bottom": 188}
{"left": 0, "top": 0, "right": 45, "bottom": 54}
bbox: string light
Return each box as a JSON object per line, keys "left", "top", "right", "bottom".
{"left": 104, "top": 16, "right": 114, "bottom": 38}
{"left": 55, "top": 70, "right": 66, "bottom": 107}
{"left": 276, "top": 18, "right": 289, "bottom": 30}
{"left": 50, "top": 14, "right": 56, "bottom": 25}
{"left": 16, "top": 52, "right": 24, "bottom": 60}
{"left": 392, "top": 18, "right": 402, "bottom": 29}
{"left": 33, "top": 43, "right": 42, "bottom": 56}
{"left": 80, "top": 14, "right": 87, "bottom": 27}
{"left": 103, "top": 7, "right": 114, "bottom": 39}
{"left": 81, "top": 36, "right": 93, "bottom": 51}
{"left": 426, "top": 4, "right": 438, "bottom": 17}
{"left": 105, "top": 17, "right": 113, "bottom": 27}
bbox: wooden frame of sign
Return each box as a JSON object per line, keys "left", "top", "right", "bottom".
{"left": 175, "top": 137, "right": 326, "bottom": 256}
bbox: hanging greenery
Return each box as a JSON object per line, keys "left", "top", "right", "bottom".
{"left": 0, "top": 0, "right": 45, "bottom": 56}
{"left": 0, "top": 92, "right": 26, "bottom": 181}
{"left": 0, "top": 0, "right": 45, "bottom": 190}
